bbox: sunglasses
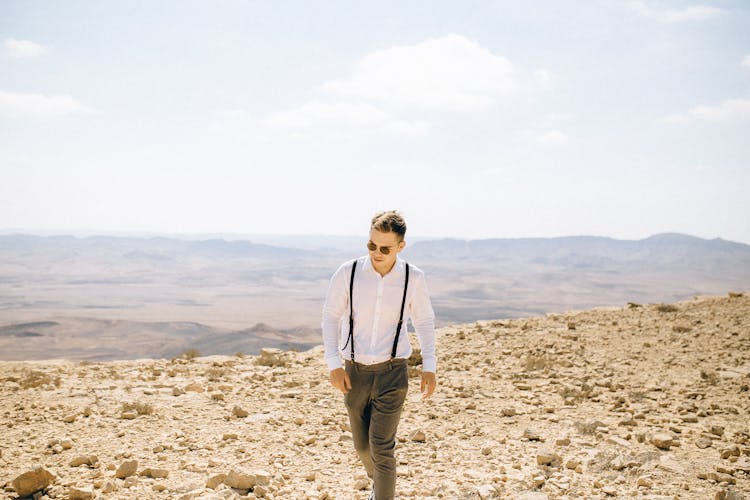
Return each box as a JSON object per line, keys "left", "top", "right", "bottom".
{"left": 367, "top": 241, "right": 397, "bottom": 255}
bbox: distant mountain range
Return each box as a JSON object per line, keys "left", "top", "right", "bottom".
{"left": 1, "top": 232, "right": 748, "bottom": 361}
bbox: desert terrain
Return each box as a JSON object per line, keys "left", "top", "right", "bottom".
{"left": 2, "top": 292, "right": 749, "bottom": 499}
{"left": 2, "top": 233, "right": 750, "bottom": 361}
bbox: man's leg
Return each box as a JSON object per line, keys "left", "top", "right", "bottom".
{"left": 369, "top": 361, "right": 408, "bottom": 500}
{"left": 344, "top": 362, "right": 375, "bottom": 478}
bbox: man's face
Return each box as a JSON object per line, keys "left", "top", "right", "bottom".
{"left": 368, "top": 228, "right": 405, "bottom": 272}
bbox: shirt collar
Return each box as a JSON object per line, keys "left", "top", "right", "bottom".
{"left": 364, "top": 255, "right": 405, "bottom": 277}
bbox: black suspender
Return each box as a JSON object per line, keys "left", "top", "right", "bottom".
{"left": 391, "top": 263, "right": 409, "bottom": 358}
{"left": 342, "top": 260, "right": 358, "bottom": 361}
{"left": 343, "top": 259, "right": 410, "bottom": 362}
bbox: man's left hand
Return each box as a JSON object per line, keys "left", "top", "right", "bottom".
{"left": 420, "top": 371, "right": 436, "bottom": 399}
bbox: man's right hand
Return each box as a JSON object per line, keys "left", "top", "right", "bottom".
{"left": 329, "top": 367, "right": 352, "bottom": 394}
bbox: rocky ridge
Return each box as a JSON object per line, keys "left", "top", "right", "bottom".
{"left": 1, "top": 292, "right": 749, "bottom": 499}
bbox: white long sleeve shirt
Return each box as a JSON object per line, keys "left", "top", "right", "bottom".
{"left": 322, "top": 255, "right": 437, "bottom": 372}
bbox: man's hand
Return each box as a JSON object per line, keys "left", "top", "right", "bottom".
{"left": 420, "top": 371, "right": 436, "bottom": 399}
{"left": 329, "top": 367, "right": 351, "bottom": 394}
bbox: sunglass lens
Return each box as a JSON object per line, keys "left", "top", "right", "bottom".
{"left": 366, "top": 242, "right": 391, "bottom": 254}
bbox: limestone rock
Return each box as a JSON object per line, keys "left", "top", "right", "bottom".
{"left": 206, "top": 473, "right": 227, "bottom": 489}
{"left": 254, "top": 469, "right": 272, "bottom": 486}
{"left": 410, "top": 429, "right": 426, "bottom": 442}
{"left": 68, "top": 486, "right": 95, "bottom": 499}
{"left": 232, "top": 406, "right": 249, "bottom": 418}
{"left": 184, "top": 382, "right": 205, "bottom": 393}
{"left": 696, "top": 437, "right": 713, "bottom": 449}
{"left": 650, "top": 433, "right": 673, "bottom": 450}
{"left": 224, "top": 469, "right": 256, "bottom": 489}
{"left": 115, "top": 460, "right": 138, "bottom": 479}
{"left": 721, "top": 445, "right": 741, "bottom": 459}
{"left": 536, "top": 448, "right": 562, "bottom": 467}
{"left": 523, "top": 428, "right": 543, "bottom": 441}
{"left": 70, "top": 455, "right": 98, "bottom": 467}
{"left": 715, "top": 488, "right": 745, "bottom": 500}
{"left": 140, "top": 467, "right": 169, "bottom": 478}
{"left": 11, "top": 467, "right": 56, "bottom": 497}
{"left": 102, "top": 480, "right": 118, "bottom": 493}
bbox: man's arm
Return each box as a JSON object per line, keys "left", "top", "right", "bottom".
{"left": 410, "top": 271, "right": 437, "bottom": 398}
{"left": 322, "top": 262, "right": 352, "bottom": 393}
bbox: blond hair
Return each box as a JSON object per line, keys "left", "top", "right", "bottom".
{"left": 371, "top": 210, "right": 406, "bottom": 240}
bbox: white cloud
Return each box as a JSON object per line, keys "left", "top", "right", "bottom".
{"left": 628, "top": 2, "right": 725, "bottom": 22}
{"left": 533, "top": 69, "right": 554, "bottom": 85}
{"left": 322, "top": 34, "right": 517, "bottom": 112}
{"left": 4, "top": 38, "right": 45, "bottom": 58}
{"left": 665, "top": 98, "right": 750, "bottom": 123}
{"left": 742, "top": 55, "right": 750, "bottom": 69}
{"left": 537, "top": 130, "right": 569, "bottom": 146}
{"left": 267, "top": 99, "right": 429, "bottom": 136}
{"left": 0, "top": 90, "right": 94, "bottom": 118}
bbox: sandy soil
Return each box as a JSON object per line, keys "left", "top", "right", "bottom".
{"left": 1, "top": 292, "right": 748, "bottom": 499}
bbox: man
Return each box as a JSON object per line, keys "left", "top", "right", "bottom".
{"left": 322, "top": 210, "right": 437, "bottom": 500}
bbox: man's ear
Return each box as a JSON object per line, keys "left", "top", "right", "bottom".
{"left": 398, "top": 240, "right": 406, "bottom": 252}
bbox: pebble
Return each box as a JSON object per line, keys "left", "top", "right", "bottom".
{"left": 721, "top": 445, "right": 741, "bottom": 459}
{"left": 185, "top": 382, "right": 205, "bottom": 393}
{"left": 69, "top": 455, "right": 98, "bottom": 467}
{"left": 607, "top": 436, "right": 631, "bottom": 448}
{"left": 115, "top": 459, "right": 138, "bottom": 479}
{"left": 122, "top": 476, "right": 138, "bottom": 488}
{"left": 353, "top": 478, "right": 370, "bottom": 490}
{"left": 206, "top": 473, "right": 227, "bottom": 489}
{"left": 232, "top": 406, "right": 249, "bottom": 418}
{"left": 225, "top": 469, "right": 256, "bottom": 489}
{"left": 602, "top": 485, "right": 617, "bottom": 495}
{"left": 102, "top": 480, "right": 118, "bottom": 493}
{"left": 650, "top": 433, "right": 673, "bottom": 450}
{"left": 536, "top": 448, "right": 562, "bottom": 467}
{"left": 140, "top": 467, "right": 169, "bottom": 478}
{"left": 410, "top": 429, "right": 426, "bottom": 442}
{"left": 523, "top": 428, "right": 543, "bottom": 441}
{"left": 68, "top": 486, "right": 94, "bottom": 499}
{"left": 637, "top": 476, "right": 653, "bottom": 488}
{"left": 696, "top": 437, "right": 713, "bottom": 449}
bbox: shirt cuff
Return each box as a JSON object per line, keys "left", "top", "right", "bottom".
{"left": 326, "top": 355, "right": 343, "bottom": 371}
{"left": 422, "top": 357, "right": 437, "bottom": 373}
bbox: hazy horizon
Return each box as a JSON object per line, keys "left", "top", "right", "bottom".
{"left": 1, "top": 227, "right": 748, "bottom": 246}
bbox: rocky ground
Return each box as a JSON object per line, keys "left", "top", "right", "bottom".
{"left": 1, "top": 292, "right": 749, "bottom": 499}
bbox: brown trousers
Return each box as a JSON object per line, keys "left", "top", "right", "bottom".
{"left": 344, "top": 359, "right": 408, "bottom": 500}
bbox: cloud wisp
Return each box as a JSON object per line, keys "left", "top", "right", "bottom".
{"left": 628, "top": 2, "right": 726, "bottom": 23}
{"left": 267, "top": 99, "right": 429, "bottom": 136}
{"left": 665, "top": 98, "right": 750, "bottom": 124}
{"left": 537, "top": 130, "right": 570, "bottom": 146}
{"left": 3, "top": 38, "right": 45, "bottom": 59}
{"left": 0, "top": 90, "right": 95, "bottom": 119}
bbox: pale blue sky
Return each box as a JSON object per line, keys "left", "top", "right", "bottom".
{"left": 1, "top": 1, "right": 749, "bottom": 242}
